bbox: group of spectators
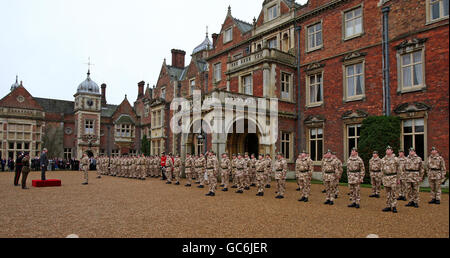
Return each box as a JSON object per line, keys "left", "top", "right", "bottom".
{"left": 1, "top": 157, "right": 90, "bottom": 172}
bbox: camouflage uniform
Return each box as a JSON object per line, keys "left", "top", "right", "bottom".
{"left": 249, "top": 157, "right": 257, "bottom": 186}
{"left": 255, "top": 157, "right": 266, "bottom": 195}
{"left": 322, "top": 156, "right": 338, "bottom": 203}
{"left": 274, "top": 156, "right": 288, "bottom": 198}
{"left": 184, "top": 155, "right": 194, "bottom": 186}
{"left": 381, "top": 154, "right": 400, "bottom": 209}
{"left": 369, "top": 156, "right": 383, "bottom": 196}
{"left": 206, "top": 154, "right": 219, "bottom": 194}
{"left": 196, "top": 156, "right": 206, "bottom": 187}
{"left": 333, "top": 155, "right": 343, "bottom": 197}
{"left": 166, "top": 156, "right": 174, "bottom": 183}
{"left": 173, "top": 156, "right": 182, "bottom": 184}
{"left": 397, "top": 155, "right": 408, "bottom": 199}
{"left": 220, "top": 156, "right": 231, "bottom": 190}
{"left": 235, "top": 157, "right": 247, "bottom": 192}
{"left": 81, "top": 155, "right": 90, "bottom": 184}
{"left": 140, "top": 156, "right": 147, "bottom": 180}
{"left": 231, "top": 156, "right": 238, "bottom": 188}
{"left": 426, "top": 153, "right": 446, "bottom": 202}
{"left": 264, "top": 156, "right": 272, "bottom": 187}
{"left": 404, "top": 153, "right": 424, "bottom": 205}
{"left": 244, "top": 155, "right": 251, "bottom": 188}
{"left": 295, "top": 155, "right": 314, "bottom": 200}
{"left": 346, "top": 155, "right": 365, "bottom": 205}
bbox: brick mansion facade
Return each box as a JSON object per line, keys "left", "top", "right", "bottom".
{"left": 1, "top": 0, "right": 448, "bottom": 170}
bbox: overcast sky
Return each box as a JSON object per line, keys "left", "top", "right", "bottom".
{"left": 0, "top": 0, "right": 307, "bottom": 105}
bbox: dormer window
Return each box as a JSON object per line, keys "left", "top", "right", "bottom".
{"left": 268, "top": 5, "right": 278, "bottom": 21}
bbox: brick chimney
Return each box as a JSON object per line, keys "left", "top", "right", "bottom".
{"left": 101, "top": 83, "right": 107, "bottom": 106}
{"left": 171, "top": 49, "right": 186, "bottom": 68}
{"left": 212, "top": 33, "right": 219, "bottom": 48}
{"left": 138, "top": 81, "right": 145, "bottom": 98}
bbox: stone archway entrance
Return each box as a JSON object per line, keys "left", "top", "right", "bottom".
{"left": 226, "top": 119, "right": 261, "bottom": 156}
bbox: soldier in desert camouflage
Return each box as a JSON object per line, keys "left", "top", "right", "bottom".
{"left": 381, "top": 146, "right": 400, "bottom": 213}
{"left": 165, "top": 153, "right": 174, "bottom": 184}
{"left": 274, "top": 153, "right": 288, "bottom": 199}
{"left": 249, "top": 154, "right": 257, "bottom": 187}
{"left": 173, "top": 154, "right": 182, "bottom": 185}
{"left": 397, "top": 150, "right": 407, "bottom": 201}
{"left": 322, "top": 150, "right": 337, "bottom": 205}
{"left": 205, "top": 152, "right": 219, "bottom": 196}
{"left": 184, "top": 153, "right": 194, "bottom": 187}
{"left": 332, "top": 152, "right": 343, "bottom": 199}
{"left": 264, "top": 154, "right": 272, "bottom": 189}
{"left": 220, "top": 153, "right": 231, "bottom": 192}
{"left": 296, "top": 150, "right": 314, "bottom": 202}
{"left": 369, "top": 151, "right": 382, "bottom": 198}
{"left": 255, "top": 154, "right": 266, "bottom": 196}
{"left": 196, "top": 153, "right": 206, "bottom": 189}
{"left": 426, "top": 147, "right": 447, "bottom": 205}
{"left": 231, "top": 154, "right": 238, "bottom": 189}
{"left": 404, "top": 148, "right": 424, "bottom": 208}
{"left": 81, "top": 153, "right": 90, "bottom": 185}
{"left": 346, "top": 148, "right": 365, "bottom": 208}
{"left": 235, "top": 153, "right": 247, "bottom": 194}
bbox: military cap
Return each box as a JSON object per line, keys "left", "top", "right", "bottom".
{"left": 373, "top": 151, "right": 378, "bottom": 154}
{"left": 431, "top": 147, "right": 437, "bottom": 151}
{"left": 162, "top": 152, "right": 166, "bottom": 155}
{"left": 237, "top": 153, "right": 242, "bottom": 156}
{"left": 232, "top": 153, "right": 236, "bottom": 156}
{"left": 266, "top": 154, "right": 271, "bottom": 157}
{"left": 326, "top": 149, "right": 332, "bottom": 154}
{"left": 277, "top": 152, "right": 283, "bottom": 156}
{"left": 244, "top": 152, "right": 249, "bottom": 155}
{"left": 352, "top": 147, "right": 358, "bottom": 152}
{"left": 398, "top": 149, "right": 404, "bottom": 153}
{"left": 409, "top": 147, "right": 415, "bottom": 152}
{"left": 386, "top": 146, "right": 393, "bottom": 150}
{"left": 332, "top": 152, "right": 337, "bottom": 155}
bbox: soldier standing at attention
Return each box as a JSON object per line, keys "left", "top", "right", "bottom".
{"left": 295, "top": 153, "right": 302, "bottom": 192}
{"left": 250, "top": 154, "right": 257, "bottom": 187}
{"left": 140, "top": 154, "right": 147, "bottom": 180}
{"left": 96, "top": 156, "right": 102, "bottom": 179}
{"left": 166, "top": 153, "right": 174, "bottom": 184}
{"left": 274, "top": 153, "right": 288, "bottom": 199}
{"left": 81, "top": 153, "right": 90, "bottom": 185}
{"left": 21, "top": 153, "right": 31, "bottom": 189}
{"left": 404, "top": 148, "right": 424, "bottom": 208}
{"left": 426, "top": 147, "right": 447, "bottom": 205}
{"left": 332, "top": 152, "right": 343, "bottom": 199}
{"left": 160, "top": 152, "right": 167, "bottom": 181}
{"left": 196, "top": 153, "right": 206, "bottom": 189}
{"left": 369, "top": 151, "right": 383, "bottom": 198}
{"left": 173, "top": 154, "right": 182, "bottom": 185}
{"left": 231, "top": 154, "right": 238, "bottom": 188}
{"left": 205, "top": 152, "right": 219, "bottom": 196}
{"left": 296, "top": 151, "right": 314, "bottom": 202}
{"left": 264, "top": 154, "right": 272, "bottom": 189}
{"left": 184, "top": 153, "right": 194, "bottom": 187}
{"left": 322, "top": 150, "right": 337, "bottom": 205}
{"left": 220, "top": 153, "right": 231, "bottom": 192}
{"left": 346, "top": 148, "right": 365, "bottom": 208}
{"left": 381, "top": 146, "right": 400, "bottom": 213}
{"left": 397, "top": 150, "right": 408, "bottom": 201}
{"left": 235, "top": 153, "right": 247, "bottom": 194}
{"left": 255, "top": 154, "right": 266, "bottom": 196}
{"left": 243, "top": 153, "right": 251, "bottom": 190}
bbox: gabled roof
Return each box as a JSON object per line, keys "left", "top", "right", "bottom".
{"left": 234, "top": 18, "right": 253, "bottom": 34}
{"left": 101, "top": 104, "right": 118, "bottom": 117}
{"left": 195, "top": 60, "right": 208, "bottom": 73}
{"left": 0, "top": 85, "right": 44, "bottom": 111}
{"left": 282, "top": 0, "right": 302, "bottom": 9}
{"left": 167, "top": 65, "right": 187, "bottom": 81}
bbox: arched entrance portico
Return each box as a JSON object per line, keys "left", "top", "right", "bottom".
{"left": 226, "top": 119, "right": 262, "bottom": 157}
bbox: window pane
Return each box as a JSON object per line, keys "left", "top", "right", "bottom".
{"left": 310, "top": 75, "right": 316, "bottom": 85}
{"left": 349, "top": 126, "right": 355, "bottom": 137}
{"left": 316, "top": 84, "right": 322, "bottom": 102}
{"left": 346, "top": 11, "right": 353, "bottom": 20}
{"left": 345, "top": 20, "right": 353, "bottom": 37}
{"left": 316, "top": 31, "right": 322, "bottom": 46}
{"left": 415, "top": 119, "right": 425, "bottom": 133}
{"left": 356, "top": 75, "right": 363, "bottom": 95}
{"left": 413, "top": 64, "right": 423, "bottom": 86}
{"left": 317, "top": 140, "right": 323, "bottom": 161}
{"left": 354, "top": 7, "right": 362, "bottom": 17}
{"left": 347, "top": 65, "right": 354, "bottom": 76}
{"left": 310, "top": 85, "right": 316, "bottom": 103}
{"left": 357, "top": 125, "right": 361, "bottom": 136}
{"left": 349, "top": 138, "right": 356, "bottom": 156}
{"left": 310, "top": 140, "right": 316, "bottom": 161}
{"left": 317, "top": 128, "right": 323, "bottom": 138}
{"left": 444, "top": 0, "right": 449, "bottom": 16}
{"left": 316, "top": 23, "right": 322, "bottom": 31}
{"left": 404, "top": 135, "right": 413, "bottom": 152}
{"left": 347, "top": 77, "right": 355, "bottom": 97}
{"left": 413, "top": 51, "right": 422, "bottom": 63}
{"left": 355, "top": 17, "right": 362, "bottom": 34}
{"left": 403, "top": 66, "right": 412, "bottom": 87}
{"left": 403, "top": 120, "right": 413, "bottom": 133}
{"left": 415, "top": 134, "right": 425, "bottom": 160}
{"left": 356, "top": 63, "right": 363, "bottom": 74}
{"left": 432, "top": 2, "right": 441, "bottom": 19}
{"left": 310, "top": 129, "right": 316, "bottom": 139}
{"left": 402, "top": 54, "right": 411, "bottom": 65}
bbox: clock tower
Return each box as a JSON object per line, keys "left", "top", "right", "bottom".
{"left": 74, "top": 69, "right": 102, "bottom": 159}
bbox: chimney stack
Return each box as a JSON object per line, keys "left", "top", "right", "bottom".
{"left": 138, "top": 81, "right": 145, "bottom": 98}
{"left": 171, "top": 49, "right": 186, "bottom": 69}
{"left": 212, "top": 33, "right": 219, "bottom": 48}
{"left": 101, "top": 83, "right": 107, "bottom": 106}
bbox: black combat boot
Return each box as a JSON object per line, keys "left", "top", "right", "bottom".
{"left": 244, "top": 186, "right": 250, "bottom": 190}
{"left": 335, "top": 194, "right": 338, "bottom": 199}
{"left": 296, "top": 188, "right": 301, "bottom": 191}
{"left": 250, "top": 184, "right": 256, "bottom": 187}
{"left": 197, "top": 185, "right": 204, "bottom": 188}
{"left": 382, "top": 207, "right": 392, "bottom": 212}
{"left": 303, "top": 197, "right": 309, "bottom": 202}
{"left": 369, "top": 194, "right": 377, "bottom": 198}
{"left": 348, "top": 203, "right": 356, "bottom": 208}
{"left": 231, "top": 185, "right": 238, "bottom": 189}
{"left": 256, "top": 192, "right": 262, "bottom": 196}
{"left": 166, "top": 182, "right": 172, "bottom": 185}
{"left": 205, "top": 192, "right": 212, "bottom": 196}
{"left": 185, "top": 184, "right": 191, "bottom": 187}
{"left": 429, "top": 199, "right": 436, "bottom": 204}
{"left": 220, "top": 184, "right": 225, "bottom": 187}
{"left": 236, "top": 190, "right": 243, "bottom": 194}
{"left": 324, "top": 200, "right": 331, "bottom": 205}
{"left": 175, "top": 182, "right": 180, "bottom": 185}
{"left": 322, "top": 190, "right": 326, "bottom": 193}
{"left": 329, "top": 201, "right": 334, "bottom": 205}
{"left": 298, "top": 197, "right": 306, "bottom": 202}
{"left": 435, "top": 200, "right": 441, "bottom": 205}
{"left": 266, "top": 185, "right": 271, "bottom": 189}
{"left": 210, "top": 192, "right": 215, "bottom": 196}
{"left": 392, "top": 207, "right": 398, "bottom": 213}
{"left": 222, "top": 188, "right": 228, "bottom": 192}
{"left": 355, "top": 204, "right": 360, "bottom": 209}
{"left": 375, "top": 194, "right": 380, "bottom": 198}
{"left": 405, "top": 201, "right": 414, "bottom": 207}
{"left": 414, "top": 202, "right": 419, "bottom": 208}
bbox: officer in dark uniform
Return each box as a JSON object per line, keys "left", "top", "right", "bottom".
{"left": 14, "top": 152, "right": 24, "bottom": 186}
{"left": 21, "top": 153, "right": 31, "bottom": 189}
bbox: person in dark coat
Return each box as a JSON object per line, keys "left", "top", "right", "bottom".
{"left": 14, "top": 152, "right": 24, "bottom": 186}
{"left": 40, "top": 148, "right": 49, "bottom": 180}
{"left": 21, "top": 154, "right": 31, "bottom": 189}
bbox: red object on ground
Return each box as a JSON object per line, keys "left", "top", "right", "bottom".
{"left": 32, "top": 180, "right": 62, "bottom": 187}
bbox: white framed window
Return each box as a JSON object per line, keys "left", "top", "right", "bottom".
{"left": 428, "top": 0, "right": 449, "bottom": 22}
{"left": 268, "top": 37, "right": 277, "bottom": 49}
{"left": 307, "top": 73, "right": 323, "bottom": 106}
{"left": 85, "top": 120, "right": 94, "bottom": 135}
{"left": 189, "top": 79, "right": 196, "bottom": 95}
{"left": 344, "top": 62, "right": 365, "bottom": 101}
{"left": 224, "top": 27, "right": 233, "bottom": 43}
{"left": 307, "top": 22, "right": 323, "bottom": 51}
{"left": 400, "top": 50, "right": 424, "bottom": 91}
{"left": 268, "top": 5, "right": 278, "bottom": 21}
{"left": 402, "top": 118, "right": 426, "bottom": 160}
{"left": 144, "top": 105, "right": 150, "bottom": 118}
{"left": 112, "top": 149, "right": 120, "bottom": 157}
{"left": 308, "top": 128, "right": 323, "bottom": 162}
{"left": 161, "top": 87, "right": 166, "bottom": 100}
{"left": 344, "top": 6, "right": 363, "bottom": 39}
{"left": 346, "top": 124, "right": 361, "bottom": 159}
{"left": 214, "top": 63, "right": 222, "bottom": 82}
{"left": 281, "top": 72, "right": 292, "bottom": 100}
{"left": 241, "top": 74, "right": 253, "bottom": 95}
{"left": 281, "top": 132, "right": 293, "bottom": 161}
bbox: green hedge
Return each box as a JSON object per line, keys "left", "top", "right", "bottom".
{"left": 357, "top": 116, "right": 401, "bottom": 184}
{"left": 141, "top": 135, "right": 151, "bottom": 156}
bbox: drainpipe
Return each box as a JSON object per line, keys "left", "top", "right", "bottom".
{"left": 382, "top": 6, "right": 391, "bottom": 116}
{"left": 295, "top": 24, "right": 302, "bottom": 156}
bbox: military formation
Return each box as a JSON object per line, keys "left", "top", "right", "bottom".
{"left": 90, "top": 146, "right": 447, "bottom": 213}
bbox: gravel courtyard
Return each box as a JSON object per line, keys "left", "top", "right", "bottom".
{"left": 0, "top": 171, "right": 448, "bottom": 238}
